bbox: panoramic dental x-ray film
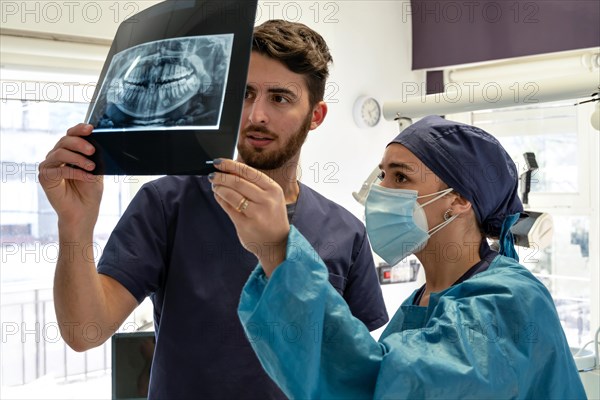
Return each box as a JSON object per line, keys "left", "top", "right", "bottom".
{"left": 85, "top": 0, "right": 258, "bottom": 175}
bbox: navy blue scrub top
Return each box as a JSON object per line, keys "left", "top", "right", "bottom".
{"left": 98, "top": 176, "right": 388, "bottom": 399}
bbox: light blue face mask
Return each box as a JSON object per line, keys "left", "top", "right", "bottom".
{"left": 365, "top": 185, "right": 457, "bottom": 266}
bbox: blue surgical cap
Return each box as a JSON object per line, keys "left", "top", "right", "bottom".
{"left": 388, "top": 115, "right": 524, "bottom": 243}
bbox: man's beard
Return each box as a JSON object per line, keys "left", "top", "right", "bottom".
{"left": 237, "top": 112, "right": 312, "bottom": 170}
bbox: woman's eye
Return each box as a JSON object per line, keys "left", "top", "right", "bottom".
{"left": 394, "top": 173, "right": 407, "bottom": 183}
{"left": 377, "top": 170, "right": 408, "bottom": 184}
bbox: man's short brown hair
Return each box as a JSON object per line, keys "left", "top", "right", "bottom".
{"left": 252, "top": 19, "right": 333, "bottom": 107}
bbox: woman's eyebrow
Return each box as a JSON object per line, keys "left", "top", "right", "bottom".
{"left": 378, "top": 162, "right": 416, "bottom": 173}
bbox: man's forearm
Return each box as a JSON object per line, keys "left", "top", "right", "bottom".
{"left": 54, "top": 231, "right": 115, "bottom": 351}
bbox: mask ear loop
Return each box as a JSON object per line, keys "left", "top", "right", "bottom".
{"left": 428, "top": 210, "right": 458, "bottom": 235}
{"left": 418, "top": 188, "right": 455, "bottom": 207}
{"left": 418, "top": 188, "right": 458, "bottom": 235}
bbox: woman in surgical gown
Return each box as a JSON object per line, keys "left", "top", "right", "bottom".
{"left": 210, "top": 115, "right": 586, "bottom": 399}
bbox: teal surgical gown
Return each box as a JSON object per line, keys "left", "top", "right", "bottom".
{"left": 238, "top": 227, "right": 587, "bottom": 399}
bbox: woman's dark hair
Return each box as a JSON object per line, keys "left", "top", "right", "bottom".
{"left": 252, "top": 20, "right": 333, "bottom": 107}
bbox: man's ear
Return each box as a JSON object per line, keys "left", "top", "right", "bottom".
{"left": 309, "top": 101, "right": 328, "bottom": 131}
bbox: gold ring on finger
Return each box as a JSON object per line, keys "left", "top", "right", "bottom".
{"left": 236, "top": 197, "right": 249, "bottom": 212}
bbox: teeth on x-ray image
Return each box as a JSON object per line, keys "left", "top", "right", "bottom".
{"left": 109, "top": 55, "right": 204, "bottom": 117}
{"left": 90, "top": 35, "right": 233, "bottom": 131}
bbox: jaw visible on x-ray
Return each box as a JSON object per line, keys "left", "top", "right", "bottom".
{"left": 108, "top": 52, "right": 205, "bottom": 119}
{"left": 91, "top": 35, "right": 233, "bottom": 130}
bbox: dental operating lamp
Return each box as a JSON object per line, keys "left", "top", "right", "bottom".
{"left": 520, "top": 152, "right": 538, "bottom": 207}
{"left": 511, "top": 152, "right": 554, "bottom": 249}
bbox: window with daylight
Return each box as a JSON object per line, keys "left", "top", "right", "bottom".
{"left": 0, "top": 71, "right": 153, "bottom": 399}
